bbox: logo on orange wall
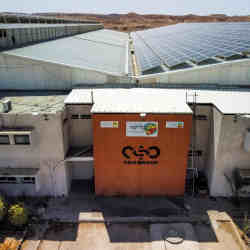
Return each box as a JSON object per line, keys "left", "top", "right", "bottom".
{"left": 144, "top": 123, "right": 158, "bottom": 136}
{"left": 122, "top": 145, "right": 160, "bottom": 165}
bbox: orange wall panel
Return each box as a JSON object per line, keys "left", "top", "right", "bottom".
{"left": 93, "top": 114, "right": 192, "bottom": 196}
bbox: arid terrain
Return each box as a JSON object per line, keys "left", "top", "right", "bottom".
{"left": 35, "top": 12, "right": 250, "bottom": 32}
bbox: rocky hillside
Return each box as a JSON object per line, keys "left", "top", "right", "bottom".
{"left": 32, "top": 12, "right": 250, "bottom": 32}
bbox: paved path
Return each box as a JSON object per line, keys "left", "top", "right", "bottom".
{"left": 21, "top": 211, "right": 249, "bottom": 250}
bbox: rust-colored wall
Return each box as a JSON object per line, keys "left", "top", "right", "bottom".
{"left": 93, "top": 114, "right": 192, "bottom": 196}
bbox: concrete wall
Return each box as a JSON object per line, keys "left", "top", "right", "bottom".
{"left": 0, "top": 183, "right": 37, "bottom": 197}
{"left": 194, "top": 105, "right": 213, "bottom": 170}
{"left": 206, "top": 108, "right": 250, "bottom": 196}
{"left": 62, "top": 111, "right": 70, "bottom": 156}
{"left": 138, "top": 59, "right": 250, "bottom": 86}
{"left": 0, "top": 54, "right": 125, "bottom": 90}
{"left": 67, "top": 161, "right": 94, "bottom": 180}
{"left": 0, "top": 111, "right": 69, "bottom": 196}
{"left": 1, "top": 52, "right": 250, "bottom": 90}
{"left": 0, "top": 24, "right": 103, "bottom": 50}
{"left": 66, "top": 105, "right": 93, "bottom": 147}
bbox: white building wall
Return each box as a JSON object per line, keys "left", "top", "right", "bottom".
{"left": 206, "top": 107, "right": 223, "bottom": 193}
{"left": 0, "top": 112, "right": 69, "bottom": 196}
{"left": 207, "top": 109, "right": 250, "bottom": 196}
{"left": 194, "top": 106, "right": 212, "bottom": 170}
{"left": 68, "top": 161, "right": 94, "bottom": 180}
{"left": 0, "top": 54, "right": 126, "bottom": 90}
{"left": 138, "top": 59, "right": 250, "bottom": 86}
{"left": 66, "top": 105, "right": 93, "bottom": 147}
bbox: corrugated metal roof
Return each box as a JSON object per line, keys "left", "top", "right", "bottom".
{"left": 68, "top": 88, "right": 250, "bottom": 114}
{"left": 64, "top": 89, "right": 93, "bottom": 104}
{"left": 3, "top": 29, "right": 129, "bottom": 76}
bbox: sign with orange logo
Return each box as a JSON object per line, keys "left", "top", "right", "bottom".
{"left": 126, "top": 122, "right": 158, "bottom": 137}
{"left": 166, "top": 121, "right": 184, "bottom": 128}
{"left": 100, "top": 121, "right": 119, "bottom": 128}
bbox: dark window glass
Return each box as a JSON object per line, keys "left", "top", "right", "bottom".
{"left": 195, "top": 115, "right": 208, "bottom": 121}
{"left": 0, "top": 135, "right": 10, "bottom": 145}
{"left": 71, "top": 114, "right": 79, "bottom": 119}
{"left": 22, "top": 177, "right": 35, "bottom": 184}
{"left": 14, "top": 135, "right": 30, "bottom": 145}
{"left": 7, "top": 177, "right": 17, "bottom": 183}
{"left": 80, "top": 115, "right": 91, "bottom": 119}
{"left": 0, "top": 177, "right": 8, "bottom": 183}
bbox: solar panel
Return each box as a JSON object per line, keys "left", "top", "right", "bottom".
{"left": 132, "top": 22, "right": 250, "bottom": 71}
{"left": 132, "top": 33, "right": 162, "bottom": 71}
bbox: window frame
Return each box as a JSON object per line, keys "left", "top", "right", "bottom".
{"left": 0, "top": 131, "right": 32, "bottom": 146}
{"left": 0, "top": 135, "right": 10, "bottom": 145}
{"left": 14, "top": 134, "right": 31, "bottom": 145}
{"left": 0, "top": 175, "right": 36, "bottom": 184}
{"left": 71, "top": 114, "right": 92, "bottom": 120}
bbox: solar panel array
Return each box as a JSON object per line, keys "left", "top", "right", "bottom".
{"left": 132, "top": 22, "right": 250, "bottom": 72}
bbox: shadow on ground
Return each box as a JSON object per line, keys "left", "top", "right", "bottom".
{"left": 36, "top": 180, "right": 221, "bottom": 244}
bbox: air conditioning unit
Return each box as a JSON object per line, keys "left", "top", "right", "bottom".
{"left": 1, "top": 99, "right": 12, "bottom": 113}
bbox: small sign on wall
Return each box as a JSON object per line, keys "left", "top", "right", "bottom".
{"left": 126, "top": 122, "right": 158, "bottom": 137}
{"left": 166, "top": 121, "right": 184, "bottom": 128}
{"left": 100, "top": 121, "right": 119, "bottom": 128}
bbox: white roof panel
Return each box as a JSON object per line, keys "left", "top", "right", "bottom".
{"left": 64, "top": 89, "right": 93, "bottom": 104}
{"left": 65, "top": 88, "right": 250, "bottom": 114}
{"left": 3, "top": 29, "right": 129, "bottom": 76}
{"left": 92, "top": 88, "right": 192, "bottom": 114}
{"left": 164, "top": 89, "right": 250, "bottom": 114}
{"left": 76, "top": 29, "right": 129, "bottom": 47}
{"left": 196, "top": 90, "right": 250, "bottom": 114}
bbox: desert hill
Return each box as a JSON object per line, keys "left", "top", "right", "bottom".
{"left": 34, "top": 12, "right": 250, "bottom": 32}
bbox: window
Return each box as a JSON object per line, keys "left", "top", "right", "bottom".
{"left": 71, "top": 114, "right": 79, "bottom": 119}
{"left": 0, "top": 131, "right": 31, "bottom": 145}
{"left": 195, "top": 115, "right": 208, "bottom": 121}
{"left": 14, "top": 135, "right": 30, "bottom": 145}
{"left": 0, "top": 176, "right": 36, "bottom": 184}
{"left": 71, "top": 114, "right": 91, "bottom": 119}
{"left": 0, "top": 30, "right": 6, "bottom": 38}
{"left": 21, "top": 177, "right": 35, "bottom": 184}
{"left": 0, "top": 135, "right": 10, "bottom": 145}
{"left": 80, "top": 115, "right": 91, "bottom": 119}
{"left": 0, "top": 177, "right": 17, "bottom": 184}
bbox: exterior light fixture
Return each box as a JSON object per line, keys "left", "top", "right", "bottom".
{"left": 140, "top": 113, "right": 146, "bottom": 117}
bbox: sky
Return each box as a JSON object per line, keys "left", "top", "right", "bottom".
{"left": 1, "top": 0, "right": 250, "bottom": 16}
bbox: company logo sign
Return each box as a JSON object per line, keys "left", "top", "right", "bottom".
{"left": 126, "top": 122, "right": 158, "bottom": 137}
{"left": 122, "top": 145, "right": 160, "bottom": 165}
